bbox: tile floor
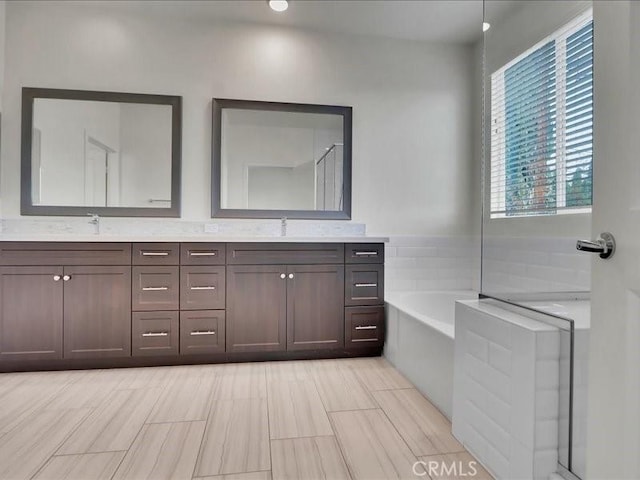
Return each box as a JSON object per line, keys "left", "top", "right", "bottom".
{"left": 0, "top": 357, "right": 492, "bottom": 480}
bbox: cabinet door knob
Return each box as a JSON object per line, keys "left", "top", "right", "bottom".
{"left": 62, "top": 275, "right": 71, "bottom": 281}
{"left": 53, "top": 275, "right": 61, "bottom": 281}
{"left": 280, "top": 273, "right": 286, "bottom": 279}
{"left": 288, "top": 273, "right": 294, "bottom": 279}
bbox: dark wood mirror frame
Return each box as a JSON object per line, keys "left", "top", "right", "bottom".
{"left": 21, "top": 87, "right": 182, "bottom": 217}
{"left": 211, "top": 98, "right": 352, "bottom": 220}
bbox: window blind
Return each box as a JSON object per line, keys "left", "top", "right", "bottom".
{"left": 490, "top": 11, "right": 593, "bottom": 218}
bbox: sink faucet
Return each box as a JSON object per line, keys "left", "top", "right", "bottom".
{"left": 88, "top": 213, "right": 100, "bottom": 235}
{"left": 281, "top": 217, "right": 287, "bottom": 237}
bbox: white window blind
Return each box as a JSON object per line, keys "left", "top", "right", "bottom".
{"left": 490, "top": 11, "right": 593, "bottom": 218}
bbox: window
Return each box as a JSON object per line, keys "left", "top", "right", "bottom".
{"left": 490, "top": 11, "right": 593, "bottom": 218}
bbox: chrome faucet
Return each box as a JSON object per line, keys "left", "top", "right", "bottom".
{"left": 88, "top": 213, "right": 100, "bottom": 235}
{"left": 281, "top": 217, "right": 287, "bottom": 237}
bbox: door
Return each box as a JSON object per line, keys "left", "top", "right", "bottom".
{"left": 226, "top": 265, "right": 287, "bottom": 352}
{"left": 286, "top": 264, "right": 344, "bottom": 350}
{"left": 587, "top": 2, "right": 640, "bottom": 477}
{"left": 63, "top": 266, "right": 132, "bottom": 359}
{"left": 85, "top": 141, "right": 108, "bottom": 207}
{"left": 0, "top": 267, "right": 63, "bottom": 360}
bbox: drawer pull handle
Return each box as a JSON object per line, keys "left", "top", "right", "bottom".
{"left": 142, "top": 332, "right": 169, "bottom": 337}
{"left": 354, "top": 251, "right": 378, "bottom": 256}
{"left": 190, "top": 286, "right": 216, "bottom": 290}
{"left": 189, "top": 252, "right": 217, "bottom": 257}
{"left": 141, "top": 252, "right": 170, "bottom": 256}
{"left": 190, "top": 330, "right": 216, "bottom": 336}
{"left": 355, "top": 283, "right": 377, "bottom": 288}
{"left": 142, "top": 286, "right": 169, "bottom": 291}
{"left": 355, "top": 325, "right": 378, "bottom": 331}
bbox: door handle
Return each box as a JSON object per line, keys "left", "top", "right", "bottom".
{"left": 576, "top": 232, "right": 616, "bottom": 259}
{"left": 62, "top": 275, "right": 71, "bottom": 281}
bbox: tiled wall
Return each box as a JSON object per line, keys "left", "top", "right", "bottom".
{"left": 385, "top": 236, "right": 478, "bottom": 293}
{"left": 482, "top": 236, "right": 591, "bottom": 294}
{"left": 453, "top": 301, "right": 561, "bottom": 480}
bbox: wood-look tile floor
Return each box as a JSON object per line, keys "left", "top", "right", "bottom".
{"left": 0, "top": 357, "right": 492, "bottom": 480}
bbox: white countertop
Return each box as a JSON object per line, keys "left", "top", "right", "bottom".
{"left": 0, "top": 234, "right": 389, "bottom": 243}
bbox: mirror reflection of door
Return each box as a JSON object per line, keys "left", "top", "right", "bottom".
{"left": 31, "top": 128, "right": 42, "bottom": 205}
{"left": 84, "top": 136, "right": 118, "bottom": 207}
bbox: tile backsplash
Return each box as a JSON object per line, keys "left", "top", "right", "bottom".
{"left": 385, "top": 236, "right": 478, "bottom": 293}
{"left": 385, "top": 235, "right": 590, "bottom": 294}
{"left": 482, "top": 236, "right": 591, "bottom": 294}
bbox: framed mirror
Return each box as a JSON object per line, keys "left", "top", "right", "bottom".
{"left": 212, "top": 98, "right": 352, "bottom": 219}
{"left": 21, "top": 87, "right": 182, "bottom": 217}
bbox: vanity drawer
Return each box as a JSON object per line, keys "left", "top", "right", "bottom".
{"left": 180, "top": 243, "right": 226, "bottom": 266}
{"left": 180, "top": 266, "right": 225, "bottom": 310}
{"left": 345, "top": 243, "right": 384, "bottom": 264}
{"left": 132, "top": 311, "right": 179, "bottom": 356}
{"left": 132, "top": 266, "right": 179, "bottom": 311}
{"left": 227, "top": 243, "right": 345, "bottom": 265}
{"left": 345, "top": 306, "right": 385, "bottom": 348}
{"left": 180, "top": 310, "right": 225, "bottom": 355}
{"left": 132, "top": 243, "right": 180, "bottom": 266}
{"left": 0, "top": 242, "right": 131, "bottom": 266}
{"left": 345, "top": 265, "right": 384, "bottom": 306}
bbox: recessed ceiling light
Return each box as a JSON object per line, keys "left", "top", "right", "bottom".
{"left": 268, "top": 0, "right": 289, "bottom": 12}
{"left": 482, "top": 22, "right": 491, "bottom": 33}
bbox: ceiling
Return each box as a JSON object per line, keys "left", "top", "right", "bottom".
{"left": 95, "top": 0, "right": 520, "bottom": 45}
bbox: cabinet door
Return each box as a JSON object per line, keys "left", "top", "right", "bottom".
{"left": 286, "top": 265, "right": 345, "bottom": 351}
{"left": 226, "top": 265, "right": 286, "bottom": 352}
{"left": 63, "top": 266, "right": 132, "bottom": 359}
{"left": 0, "top": 267, "right": 64, "bottom": 361}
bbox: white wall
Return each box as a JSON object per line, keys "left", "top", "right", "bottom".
{"left": 0, "top": 1, "right": 475, "bottom": 237}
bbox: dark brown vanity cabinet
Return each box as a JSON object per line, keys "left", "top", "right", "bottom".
{"left": 344, "top": 243, "right": 385, "bottom": 349}
{"left": 226, "top": 244, "right": 347, "bottom": 354}
{"left": 132, "top": 311, "right": 179, "bottom": 356}
{"left": 226, "top": 265, "right": 288, "bottom": 352}
{"left": 180, "top": 310, "right": 226, "bottom": 355}
{"left": 132, "top": 266, "right": 180, "bottom": 311}
{"left": 287, "top": 264, "right": 345, "bottom": 351}
{"left": 130, "top": 242, "right": 226, "bottom": 356}
{"left": 0, "top": 265, "right": 132, "bottom": 360}
{"left": 180, "top": 266, "right": 225, "bottom": 310}
{"left": 227, "top": 263, "right": 345, "bottom": 353}
{"left": 0, "top": 266, "right": 64, "bottom": 360}
{"left": 0, "top": 243, "right": 133, "bottom": 361}
{"left": 63, "top": 266, "right": 132, "bottom": 359}
{"left": 0, "top": 241, "right": 384, "bottom": 370}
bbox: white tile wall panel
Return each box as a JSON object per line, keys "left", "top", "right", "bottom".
{"left": 453, "top": 300, "right": 562, "bottom": 480}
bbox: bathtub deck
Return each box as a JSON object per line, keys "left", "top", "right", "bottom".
{"left": 0, "top": 357, "right": 492, "bottom": 480}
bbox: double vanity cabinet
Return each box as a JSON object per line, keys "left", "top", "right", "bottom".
{"left": 0, "top": 240, "right": 385, "bottom": 371}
